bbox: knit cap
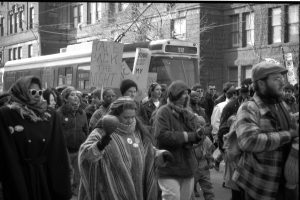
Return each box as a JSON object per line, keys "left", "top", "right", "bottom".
{"left": 167, "top": 80, "right": 190, "bottom": 102}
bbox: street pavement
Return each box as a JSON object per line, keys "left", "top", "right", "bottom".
{"left": 193, "top": 161, "right": 231, "bottom": 200}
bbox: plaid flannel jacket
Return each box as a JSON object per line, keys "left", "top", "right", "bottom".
{"left": 232, "top": 93, "right": 292, "bottom": 200}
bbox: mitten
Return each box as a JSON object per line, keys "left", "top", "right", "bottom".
{"left": 96, "top": 135, "right": 112, "bottom": 151}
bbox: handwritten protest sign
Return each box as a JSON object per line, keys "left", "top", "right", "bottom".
{"left": 285, "top": 53, "right": 297, "bottom": 85}
{"left": 90, "top": 40, "right": 124, "bottom": 88}
{"left": 132, "top": 48, "right": 151, "bottom": 90}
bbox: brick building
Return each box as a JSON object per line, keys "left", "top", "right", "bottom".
{"left": 0, "top": 2, "right": 69, "bottom": 67}
{"left": 0, "top": 2, "right": 298, "bottom": 93}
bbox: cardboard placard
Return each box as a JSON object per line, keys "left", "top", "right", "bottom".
{"left": 90, "top": 41, "right": 124, "bottom": 88}
{"left": 285, "top": 53, "right": 297, "bottom": 85}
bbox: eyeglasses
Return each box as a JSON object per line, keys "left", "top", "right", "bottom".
{"left": 209, "top": 88, "right": 216, "bottom": 91}
{"left": 29, "top": 89, "right": 43, "bottom": 96}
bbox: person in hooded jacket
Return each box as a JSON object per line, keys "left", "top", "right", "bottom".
{"left": 57, "top": 87, "right": 89, "bottom": 196}
{"left": 0, "top": 76, "right": 71, "bottom": 200}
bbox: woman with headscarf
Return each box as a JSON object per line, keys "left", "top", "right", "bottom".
{"left": 78, "top": 96, "right": 173, "bottom": 200}
{"left": 0, "top": 76, "right": 71, "bottom": 200}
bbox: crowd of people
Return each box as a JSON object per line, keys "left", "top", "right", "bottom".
{"left": 0, "top": 60, "right": 298, "bottom": 200}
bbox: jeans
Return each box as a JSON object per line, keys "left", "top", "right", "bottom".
{"left": 158, "top": 177, "right": 194, "bottom": 200}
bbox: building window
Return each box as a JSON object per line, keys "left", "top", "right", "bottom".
{"left": 28, "top": 45, "right": 33, "bottom": 58}
{"left": 118, "top": 3, "right": 129, "bottom": 12}
{"left": 87, "top": 3, "right": 92, "bottom": 24}
{"left": 96, "top": 3, "right": 102, "bottom": 20}
{"left": 9, "top": 49, "right": 12, "bottom": 61}
{"left": 29, "top": 7, "right": 34, "bottom": 29}
{"left": 228, "top": 66, "right": 238, "bottom": 85}
{"left": 270, "top": 8, "right": 281, "bottom": 44}
{"left": 230, "top": 15, "right": 239, "bottom": 47}
{"left": 72, "top": 5, "right": 83, "bottom": 28}
{"left": 243, "top": 12, "right": 254, "bottom": 46}
{"left": 241, "top": 65, "right": 252, "bottom": 82}
{"left": 0, "top": 16, "right": 4, "bottom": 36}
{"left": 19, "top": 10, "right": 23, "bottom": 29}
{"left": 287, "top": 5, "right": 299, "bottom": 42}
{"left": 171, "top": 18, "right": 186, "bottom": 40}
{"left": 9, "top": 13, "right": 13, "bottom": 34}
{"left": 13, "top": 48, "right": 17, "bottom": 60}
{"left": 14, "top": 12, "right": 18, "bottom": 33}
{"left": 18, "top": 47, "right": 22, "bottom": 59}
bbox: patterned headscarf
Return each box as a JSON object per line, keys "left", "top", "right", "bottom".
{"left": 8, "top": 76, "right": 49, "bottom": 121}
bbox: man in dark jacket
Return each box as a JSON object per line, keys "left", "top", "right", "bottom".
{"left": 214, "top": 82, "right": 235, "bottom": 106}
{"left": 154, "top": 80, "right": 205, "bottom": 200}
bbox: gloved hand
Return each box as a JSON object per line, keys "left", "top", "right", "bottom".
{"left": 187, "top": 127, "right": 205, "bottom": 143}
{"left": 96, "top": 135, "right": 112, "bottom": 151}
{"left": 155, "top": 149, "right": 174, "bottom": 167}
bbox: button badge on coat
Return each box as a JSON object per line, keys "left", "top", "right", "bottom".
{"left": 14, "top": 125, "right": 24, "bottom": 132}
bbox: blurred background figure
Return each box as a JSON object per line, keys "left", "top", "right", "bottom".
{"left": 0, "top": 92, "right": 11, "bottom": 108}
{"left": 89, "top": 88, "right": 117, "bottom": 132}
{"left": 140, "top": 82, "right": 162, "bottom": 126}
{"left": 57, "top": 86, "right": 88, "bottom": 197}
{"left": 42, "top": 88, "right": 58, "bottom": 110}
{"left": 283, "top": 83, "right": 299, "bottom": 114}
{"left": 84, "top": 88, "right": 102, "bottom": 123}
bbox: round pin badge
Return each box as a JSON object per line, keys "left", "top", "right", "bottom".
{"left": 65, "top": 118, "right": 68, "bottom": 121}
{"left": 133, "top": 143, "right": 139, "bottom": 148}
{"left": 14, "top": 125, "right": 24, "bottom": 132}
{"left": 127, "top": 138, "right": 133, "bottom": 144}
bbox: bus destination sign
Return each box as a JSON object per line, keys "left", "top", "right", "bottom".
{"left": 165, "top": 45, "right": 197, "bottom": 54}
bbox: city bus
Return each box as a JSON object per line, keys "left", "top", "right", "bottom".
{"left": 3, "top": 39, "right": 199, "bottom": 93}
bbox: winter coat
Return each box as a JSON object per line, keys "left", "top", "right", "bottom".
{"left": 0, "top": 106, "right": 71, "bottom": 200}
{"left": 57, "top": 104, "right": 89, "bottom": 153}
{"left": 154, "top": 104, "right": 198, "bottom": 178}
{"left": 140, "top": 98, "right": 158, "bottom": 126}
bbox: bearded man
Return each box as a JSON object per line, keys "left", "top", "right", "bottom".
{"left": 232, "top": 61, "right": 298, "bottom": 200}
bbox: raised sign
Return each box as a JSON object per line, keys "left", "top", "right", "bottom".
{"left": 90, "top": 41, "right": 124, "bottom": 88}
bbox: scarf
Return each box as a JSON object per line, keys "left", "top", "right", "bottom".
{"left": 8, "top": 76, "right": 49, "bottom": 122}
{"left": 168, "top": 101, "right": 201, "bottom": 132}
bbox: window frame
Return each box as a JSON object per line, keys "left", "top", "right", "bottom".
{"left": 18, "top": 47, "right": 22, "bottom": 59}
{"left": 244, "top": 12, "right": 255, "bottom": 46}
{"left": 270, "top": 7, "right": 282, "bottom": 44}
{"left": 287, "top": 5, "right": 299, "bottom": 42}
{"left": 173, "top": 17, "right": 186, "bottom": 39}
{"left": 230, "top": 14, "right": 240, "bottom": 48}
{"left": 29, "top": 7, "right": 34, "bottom": 29}
{"left": 28, "top": 44, "right": 33, "bottom": 58}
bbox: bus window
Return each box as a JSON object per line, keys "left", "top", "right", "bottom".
{"left": 58, "top": 66, "right": 73, "bottom": 86}
{"left": 162, "top": 58, "right": 196, "bottom": 87}
{"left": 149, "top": 57, "right": 197, "bottom": 86}
{"left": 77, "top": 65, "right": 90, "bottom": 90}
{"left": 122, "top": 57, "right": 134, "bottom": 71}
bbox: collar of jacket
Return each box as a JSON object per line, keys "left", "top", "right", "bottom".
{"left": 60, "top": 103, "right": 83, "bottom": 116}
{"left": 252, "top": 93, "right": 289, "bottom": 118}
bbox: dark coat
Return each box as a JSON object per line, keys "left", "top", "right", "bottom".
{"left": 154, "top": 104, "right": 197, "bottom": 179}
{"left": 0, "top": 106, "right": 71, "bottom": 200}
{"left": 140, "top": 98, "right": 158, "bottom": 126}
{"left": 57, "top": 104, "right": 89, "bottom": 153}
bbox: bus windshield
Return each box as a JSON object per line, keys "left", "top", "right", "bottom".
{"left": 123, "top": 56, "right": 198, "bottom": 87}
{"left": 149, "top": 56, "right": 198, "bottom": 87}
